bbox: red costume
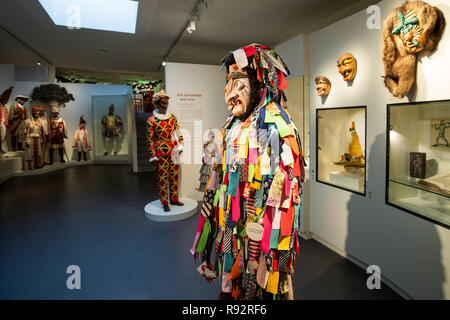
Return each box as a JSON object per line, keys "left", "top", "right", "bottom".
{"left": 147, "top": 112, "right": 184, "bottom": 206}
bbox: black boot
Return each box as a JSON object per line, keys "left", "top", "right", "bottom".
{"left": 83, "top": 151, "right": 87, "bottom": 161}
{"left": 170, "top": 201, "right": 184, "bottom": 206}
{"left": 77, "top": 152, "right": 81, "bottom": 161}
{"left": 59, "top": 148, "right": 65, "bottom": 163}
{"left": 49, "top": 149, "right": 54, "bottom": 164}
{"left": 163, "top": 204, "right": 171, "bottom": 212}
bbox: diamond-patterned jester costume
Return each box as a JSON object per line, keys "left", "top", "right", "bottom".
{"left": 190, "top": 44, "right": 306, "bottom": 300}
{"left": 147, "top": 104, "right": 184, "bottom": 206}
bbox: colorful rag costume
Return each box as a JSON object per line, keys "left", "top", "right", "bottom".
{"left": 147, "top": 111, "right": 184, "bottom": 206}
{"left": 190, "top": 44, "right": 306, "bottom": 300}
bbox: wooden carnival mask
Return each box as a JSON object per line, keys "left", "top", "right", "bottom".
{"left": 315, "top": 76, "right": 331, "bottom": 96}
{"left": 224, "top": 64, "right": 251, "bottom": 118}
{"left": 383, "top": 0, "right": 445, "bottom": 98}
{"left": 337, "top": 53, "right": 357, "bottom": 81}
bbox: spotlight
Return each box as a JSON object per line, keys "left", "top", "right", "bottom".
{"left": 162, "top": 61, "right": 166, "bottom": 67}
{"left": 186, "top": 20, "right": 196, "bottom": 34}
{"left": 37, "top": 61, "right": 42, "bottom": 66}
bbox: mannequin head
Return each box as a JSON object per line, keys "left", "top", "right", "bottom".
{"left": 79, "top": 115, "right": 86, "bottom": 129}
{"left": 31, "top": 107, "right": 40, "bottom": 120}
{"left": 15, "top": 95, "right": 29, "bottom": 106}
{"left": 152, "top": 90, "right": 170, "bottom": 114}
{"left": 108, "top": 104, "right": 115, "bottom": 114}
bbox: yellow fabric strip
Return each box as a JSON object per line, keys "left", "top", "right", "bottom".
{"left": 278, "top": 236, "right": 290, "bottom": 250}
{"left": 266, "top": 270, "right": 280, "bottom": 294}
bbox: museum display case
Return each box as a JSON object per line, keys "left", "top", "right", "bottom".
{"left": 92, "top": 95, "right": 130, "bottom": 162}
{"left": 316, "top": 106, "right": 366, "bottom": 194}
{"left": 387, "top": 100, "right": 450, "bottom": 228}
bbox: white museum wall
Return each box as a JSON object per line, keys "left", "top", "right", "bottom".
{"left": 0, "top": 75, "right": 133, "bottom": 162}
{"left": 165, "top": 62, "right": 228, "bottom": 201}
{"left": 275, "top": 34, "right": 305, "bottom": 79}
{"left": 308, "top": 0, "right": 450, "bottom": 299}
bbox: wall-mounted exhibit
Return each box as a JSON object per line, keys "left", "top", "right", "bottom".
{"left": 387, "top": 99, "right": 450, "bottom": 227}
{"left": 316, "top": 106, "right": 366, "bottom": 194}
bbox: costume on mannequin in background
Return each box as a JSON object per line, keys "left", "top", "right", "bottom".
{"left": 48, "top": 104, "right": 68, "bottom": 164}
{"left": 190, "top": 44, "right": 306, "bottom": 300}
{"left": 73, "top": 115, "right": 91, "bottom": 161}
{"left": 23, "top": 107, "right": 45, "bottom": 169}
{"left": 39, "top": 108, "right": 50, "bottom": 165}
{"left": 8, "top": 95, "right": 29, "bottom": 151}
{"left": 101, "top": 104, "right": 123, "bottom": 156}
{"left": 147, "top": 90, "right": 184, "bottom": 212}
{"left": 196, "top": 131, "right": 219, "bottom": 192}
{"left": 0, "top": 87, "right": 13, "bottom": 155}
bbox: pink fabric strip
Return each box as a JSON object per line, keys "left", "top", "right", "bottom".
{"left": 261, "top": 206, "right": 273, "bottom": 253}
{"left": 272, "top": 207, "right": 281, "bottom": 230}
{"left": 197, "top": 216, "right": 206, "bottom": 232}
{"left": 190, "top": 232, "right": 201, "bottom": 256}
{"left": 248, "top": 148, "right": 258, "bottom": 164}
{"left": 232, "top": 184, "right": 241, "bottom": 221}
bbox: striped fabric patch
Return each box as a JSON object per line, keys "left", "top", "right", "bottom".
{"left": 278, "top": 250, "right": 290, "bottom": 271}
{"left": 246, "top": 196, "right": 257, "bottom": 218}
{"left": 248, "top": 239, "right": 261, "bottom": 261}
{"left": 223, "top": 228, "right": 233, "bottom": 254}
{"left": 200, "top": 201, "right": 213, "bottom": 217}
{"left": 240, "top": 164, "right": 249, "bottom": 182}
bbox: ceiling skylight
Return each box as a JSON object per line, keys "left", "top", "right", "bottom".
{"left": 38, "top": 0, "right": 139, "bottom": 34}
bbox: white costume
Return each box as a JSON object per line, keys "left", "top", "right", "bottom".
{"left": 73, "top": 128, "right": 91, "bottom": 152}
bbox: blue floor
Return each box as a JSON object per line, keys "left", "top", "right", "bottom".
{"left": 0, "top": 164, "right": 402, "bottom": 300}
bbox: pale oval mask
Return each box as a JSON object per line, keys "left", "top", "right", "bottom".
{"left": 224, "top": 67, "right": 251, "bottom": 118}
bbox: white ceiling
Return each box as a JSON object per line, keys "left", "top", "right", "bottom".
{"left": 0, "top": 0, "right": 380, "bottom": 80}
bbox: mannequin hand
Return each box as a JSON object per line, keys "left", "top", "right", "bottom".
{"left": 149, "top": 156, "right": 158, "bottom": 163}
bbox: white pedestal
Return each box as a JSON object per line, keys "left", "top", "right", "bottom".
{"left": 329, "top": 171, "right": 364, "bottom": 192}
{"left": 144, "top": 197, "right": 198, "bottom": 222}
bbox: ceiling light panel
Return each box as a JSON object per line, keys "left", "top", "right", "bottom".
{"left": 38, "top": 0, "right": 139, "bottom": 34}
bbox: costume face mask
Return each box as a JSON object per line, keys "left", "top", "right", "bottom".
{"left": 224, "top": 65, "right": 251, "bottom": 118}
{"left": 382, "top": 1, "right": 444, "bottom": 98}
{"left": 337, "top": 53, "right": 357, "bottom": 81}
{"left": 315, "top": 76, "right": 331, "bottom": 96}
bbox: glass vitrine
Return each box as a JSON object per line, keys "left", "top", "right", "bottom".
{"left": 316, "top": 106, "right": 367, "bottom": 195}
{"left": 387, "top": 100, "right": 450, "bottom": 228}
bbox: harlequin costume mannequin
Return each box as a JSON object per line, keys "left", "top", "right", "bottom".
{"left": 147, "top": 90, "right": 184, "bottom": 212}
{"left": 190, "top": 44, "right": 306, "bottom": 300}
{"left": 0, "top": 87, "right": 13, "bottom": 155}
{"left": 48, "top": 104, "right": 68, "bottom": 163}
{"left": 8, "top": 95, "right": 28, "bottom": 151}
{"left": 23, "top": 107, "right": 45, "bottom": 169}
{"left": 73, "top": 115, "right": 91, "bottom": 161}
{"left": 101, "top": 104, "right": 123, "bottom": 156}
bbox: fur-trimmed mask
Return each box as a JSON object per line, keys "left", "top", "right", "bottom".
{"left": 382, "top": 0, "right": 445, "bottom": 98}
